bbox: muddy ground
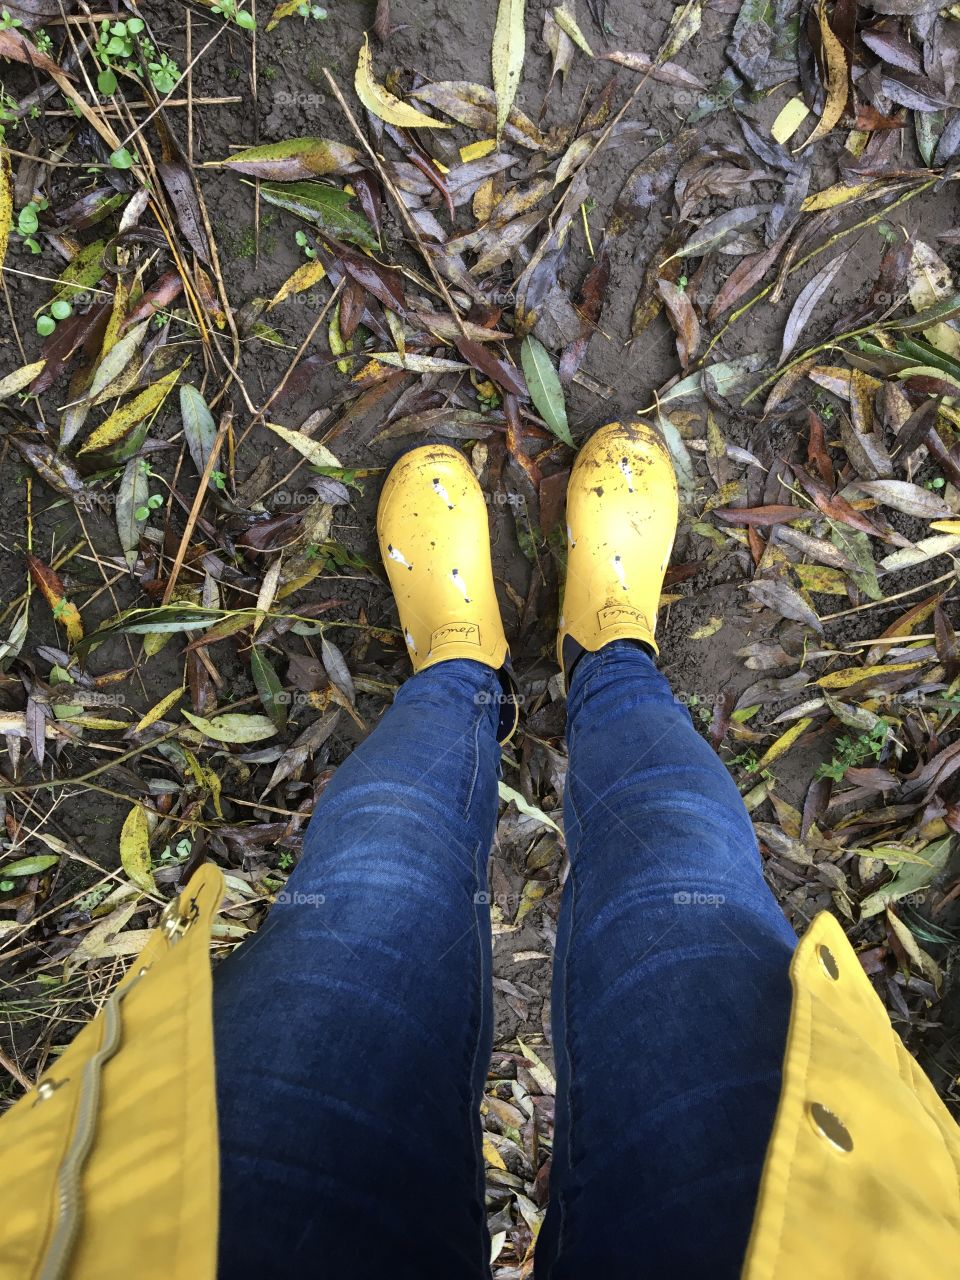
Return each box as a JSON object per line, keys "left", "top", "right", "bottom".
{"left": 2, "top": 0, "right": 959, "bottom": 1092}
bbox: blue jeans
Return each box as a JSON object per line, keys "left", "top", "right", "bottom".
{"left": 213, "top": 643, "right": 797, "bottom": 1278}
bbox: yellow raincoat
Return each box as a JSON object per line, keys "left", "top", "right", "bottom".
{"left": 0, "top": 864, "right": 957, "bottom": 1279}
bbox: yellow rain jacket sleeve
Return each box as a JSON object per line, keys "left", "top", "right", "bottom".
{"left": 0, "top": 867, "right": 957, "bottom": 1279}
{"left": 0, "top": 865, "right": 221, "bottom": 1280}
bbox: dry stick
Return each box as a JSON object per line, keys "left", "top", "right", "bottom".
{"left": 0, "top": 728, "right": 182, "bottom": 796}
{"left": 114, "top": 21, "right": 228, "bottom": 154}
{"left": 820, "top": 570, "right": 957, "bottom": 622}
{"left": 321, "top": 68, "right": 470, "bottom": 340}
{"left": 186, "top": 11, "right": 194, "bottom": 169}
{"left": 0, "top": 1047, "right": 29, "bottom": 1090}
{"left": 41, "top": 96, "right": 243, "bottom": 116}
{"left": 73, "top": 505, "right": 148, "bottom": 698}
{"left": 2, "top": 275, "right": 27, "bottom": 366}
{"left": 235, "top": 278, "right": 344, "bottom": 450}
{"left": 161, "top": 412, "right": 232, "bottom": 605}
{"left": 251, "top": 0, "right": 261, "bottom": 268}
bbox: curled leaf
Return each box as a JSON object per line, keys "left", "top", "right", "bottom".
{"left": 355, "top": 33, "right": 450, "bottom": 129}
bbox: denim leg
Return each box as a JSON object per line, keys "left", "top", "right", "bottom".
{"left": 537, "top": 642, "right": 797, "bottom": 1280}
{"left": 213, "top": 659, "right": 502, "bottom": 1280}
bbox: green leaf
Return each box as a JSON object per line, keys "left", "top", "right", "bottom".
{"left": 1, "top": 854, "right": 58, "bottom": 876}
{"left": 116, "top": 457, "right": 150, "bottom": 569}
{"left": 110, "top": 147, "right": 134, "bottom": 170}
{"left": 860, "top": 836, "right": 952, "bottom": 917}
{"left": 180, "top": 384, "right": 217, "bottom": 479}
{"left": 829, "top": 523, "right": 882, "bottom": 601}
{"left": 257, "top": 181, "right": 379, "bottom": 252}
{"left": 182, "top": 710, "right": 279, "bottom": 744}
{"left": 97, "top": 68, "right": 117, "bottom": 95}
{"left": 251, "top": 647, "right": 287, "bottom": 731}
{"left": 520, "top": 335, "right": 572, "bottom": 446}
{"left": 36, "top": 314, "right": 55, "bottom": 336}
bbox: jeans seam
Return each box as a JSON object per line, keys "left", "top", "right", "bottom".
{"left": 555, "top": 869, "right": 577, "bottom": 1269}
{"left": 467, "top": 834, "right": 492, "bottom": 1279}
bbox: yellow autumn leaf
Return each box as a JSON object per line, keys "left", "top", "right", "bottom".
{"left": 690, "top": 617, "right": 723, "bottom": 639}
{"left": 460, "top": 138, "right": 498, "bottom": 162}
{"left": 483, "top": 1136, "right": 507, "bottom": 1170}
{"left": 0, "top": 360, "right": 44, "bottom": 401}
{"left": 798, "top": 0, "right": 848, "bottom": 148}
{"left": 0, "top": 146, "right": 11, "bottom": 278}
{"left": 931, "top": 519, "right": 960, "bottom": 535}
{"left": 264, "top": 419, "right": 341, "bottom": 468}
{"left": 493, "top": 0, "right": 526, "bottom": 139}
{"left": 817, "top": 661, "right": 927, "bottom": 690}
{"left": 268, "top": 258, "right": 327, "bottom": 309}
{"left": 78, "top": 367, "right": 181, "bottom": 455}
{"left": 265, "top": 0, "right": 302, "bottom": 30}
{"left": 771, "top": 96, "right": 810, "bottom": 145}
{"left": 26, "top": 553, "right": 83, "bottom": 646}
{"left": 516, "top": 1036, "right": 557, "bottom": 1094}
{"left": 119, "top": 803, "right": 157, "bottom": 894}
{"left": 135, "top": 685, "right": 185, "bottom": 733}
{"left": 354, "top": 34, "right": 450, "bottom": 128}
{"left": 756, "top": 717, "right": 812, "bottom": 771}
{"left": 801, "top": 181, "right": 876, "bottom": 213}
{"left": 793, "top": 564, "right": 847, "bottom": 595}
{"left": 553, "top": 5, "right": 592, "bottom": 55}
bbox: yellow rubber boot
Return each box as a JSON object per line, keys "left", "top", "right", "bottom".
{"left": 558, "top": 419, "right": 678, "bottom": 676}
{"left": 377, "top": 443, "right": 515, "bottom": 710}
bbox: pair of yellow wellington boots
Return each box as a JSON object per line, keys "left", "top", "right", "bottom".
{"left": 376, "top": 421, "right": 679, "bottom": 741}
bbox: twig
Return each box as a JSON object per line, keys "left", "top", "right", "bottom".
{"left": 236, "top": 279, "right": 344, "bottom": 449}
{"left": 322, "top": 68, "right": 469, "bottom": 339}
{"left": 161, "top": 411, "right": 232, "bottom": 605}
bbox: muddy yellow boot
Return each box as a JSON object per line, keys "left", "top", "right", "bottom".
{"left": 558, "top": 419, "right": 678, "bottom": 677}
{"left": 377, "top": 443, "right": 518, "bottom": 738}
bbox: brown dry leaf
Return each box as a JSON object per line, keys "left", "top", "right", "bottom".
{"left": 658, "top": 279, "right": 700, "bottom": 369}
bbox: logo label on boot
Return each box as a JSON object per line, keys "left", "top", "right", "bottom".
{"left": 431, "top": 622, "right": 480, "bottom": 646}
{"left": 598, "top": 605, "right": 647, "bottom": 629}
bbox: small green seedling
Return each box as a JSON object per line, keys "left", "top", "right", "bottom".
{"left": 211, "top": 0, "right": 256, "bottom": 29}
{"left": 134, "top": 492, "right": 165, "bottom": 521}
{"left": 295, "top": 229, "right": 316, "bottom": 260}
{"left": 0, "top": 8, "right": 23, "bottom": 30}
{"left": 816, "top": 720, "right": 889, "bottom": 783}
{"left": 297, "top": 3, "right": 328, "bottom": 19}
{"left": 16, "top": 197, "right": 47, "bottom": 254}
